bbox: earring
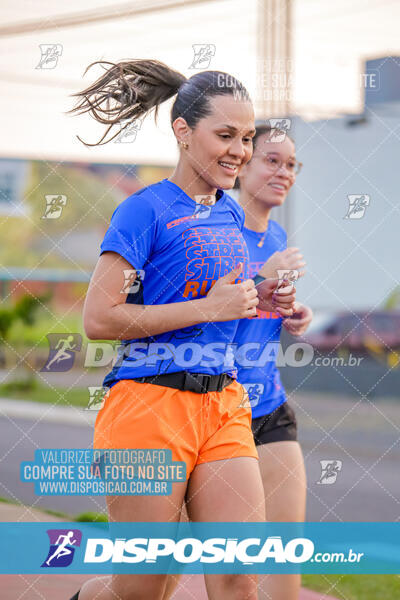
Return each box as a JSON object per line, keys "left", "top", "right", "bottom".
{"left": 178, "top": 141, "right": 188, "bottom": 149}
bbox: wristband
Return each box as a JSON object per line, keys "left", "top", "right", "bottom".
{"left": 252, "top": 274, "right": 266, "bottom": 286}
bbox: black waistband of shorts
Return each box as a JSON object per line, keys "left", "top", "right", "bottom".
{"left": 132, "top": 371, "right": 235, "bottom": 394}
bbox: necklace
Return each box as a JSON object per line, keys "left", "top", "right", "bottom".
{"left": 257, "top": 224, "right": 269, "bottom": 248}
{"left": 257, "top": 232, "right": 266, "bottom": 248}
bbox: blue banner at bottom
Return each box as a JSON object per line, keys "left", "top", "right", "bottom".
{"left": 1, "top": 522, "right": 400, "bottom": 574}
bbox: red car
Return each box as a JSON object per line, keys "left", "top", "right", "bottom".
{"left": 300, "top": 311, "right": 400, "bottom": 354}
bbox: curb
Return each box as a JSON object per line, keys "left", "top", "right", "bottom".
{"left": 0, "top": 397, "right": 96, "bottom": 426}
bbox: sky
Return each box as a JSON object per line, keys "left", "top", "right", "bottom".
{"left": 0, "top": 0, "right": 399, "bottom": 164}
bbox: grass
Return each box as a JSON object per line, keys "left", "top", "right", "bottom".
{"left": 302, "top": 574, "right": 400, "bottom": 599}
{"left": 6, "top": 312, "right": 86, "bottom": 348}
{"left": 0, "top": 495, "right": 107, "bottom": 522}
{"left": 75, "top": 511, "right": 108, "bottom": 523}
{"left": 0, "top": 380, "right": 89, "bottom": 407}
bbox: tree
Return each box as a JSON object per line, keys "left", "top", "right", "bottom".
{"left": 0, "top": 291, "right": 51, "bottom": 386}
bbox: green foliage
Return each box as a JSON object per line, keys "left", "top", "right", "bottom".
{"left": 7, "top": 311, "right": 86, "bottom": 348}
{"left": 25, "top": 161, "right": 120, "bottom": 232}
{"left": 0, "top": 382, "right": 89, "bottom": 407}
{"left": 75, "top": 512, "right": 108, "bottom": 523}
{"left": 0, "top": 307, "right": 14, "bottom": 339}
{"left": 13, "top": 291, "right": 51, "bottom": 326}
{"left": 302, "top": 574, "right": 400, "bottom": 600}
{"left": 43, "top": 507, "right": 72, "bottom": 519}
{"left": 0, "top": 161, "right": 120, "bottom": 269}
{"left": 383, "top": 287, "right": 400, "bottom": 310}
{"left": 1, "top": 378, "right": 39, "bottom": 394}
{"left": 0, "top": 292, "right": 50, "bottom": 344}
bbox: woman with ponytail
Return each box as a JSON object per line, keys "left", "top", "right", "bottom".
{"left": 67, "top": 60, "right": 296, "bottom": 600}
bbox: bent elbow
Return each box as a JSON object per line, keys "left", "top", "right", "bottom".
{"left": 84, "top": 324, "right": 100, "bottom": 341}
{"left": 83, "top": 316, "right": 105, "bottom": 340}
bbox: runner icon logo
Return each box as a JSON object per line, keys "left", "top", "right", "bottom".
{"left": 316, "top": 460, "right": 342, "bottom": 485}
{"left": 194, "top": 203, "right": 212, "bottom": 219}
{"left": 42, "top": 194, "right": 67, "bottom": 219}
{"left": 344, "top": 194, "right": 370, "bottom": 219}
{"left": 121, "top": 269, "right": 145, "bottom": 294}
{"left": 41, "top": 529, "right": 82, "bottom": 568}
{"left": 36, "top": 44, "right": 63, "bottom": 69}
{"left": 189, "top": 44, "right": 216, "bottom": 69}
{"left": 242, "top": 383, "right": 265, "bottom": 407}
{"left": 41, "top": 333, "right": 82, "bottom": 372}
{"left": 266, "top": 119, "right": 291, "bottom": 142}
{"left": 86, "top": 386, "right": 110, "bottom": 411}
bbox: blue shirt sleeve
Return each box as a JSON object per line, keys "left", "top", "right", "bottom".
{"left": 100, "top": 195, "right": 157, "bottom": 270}
{"left": 226, "top": 193, "right": 246, "bottom": 231}
{"left": 236, "top": 202, "right": 245, "bottom": 231}
{"left": 283, "top": 227, "right": 288, "bottom": 250}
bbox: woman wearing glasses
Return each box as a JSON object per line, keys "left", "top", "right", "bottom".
{"left": 163, "top": 126, "right": 312, "bottom": 600}
{"left": 234, "top": 123, "right": 312, "bottom": 600}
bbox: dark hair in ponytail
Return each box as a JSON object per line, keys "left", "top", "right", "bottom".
{"left": 68, "top": 59, "right": 250, "bottom": 147}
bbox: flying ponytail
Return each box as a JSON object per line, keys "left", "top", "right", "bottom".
{"left": 68, "top": 59, "right": 187, "bottom": 146}
{"left": 68, "top": 58, "right": 250, "bottom": 147}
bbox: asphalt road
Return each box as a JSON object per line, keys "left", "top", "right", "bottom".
{"left": 0, "top": 391, "right": 399, "bottom": 521}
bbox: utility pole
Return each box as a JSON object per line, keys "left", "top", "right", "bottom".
{"left": 256, "top": 0, "right": 293, "bottom": 238}
{"left": 256, "top": 0, "right": 292, "bottom": 117}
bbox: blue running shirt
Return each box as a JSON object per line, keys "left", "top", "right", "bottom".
{"left": 100, "top": 179, "right": 250, "bottom": 388}
{"left": 234, "top": 220, "right": 288, "bottom": 418}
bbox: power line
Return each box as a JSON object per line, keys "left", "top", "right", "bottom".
{"left": 296, "top": 0, "right": 400, "bottom": 23}
{"left": 0, "top": 0, "right": 228, "bottom": 37}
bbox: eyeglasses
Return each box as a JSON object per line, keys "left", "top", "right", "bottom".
{"left": 255, "top": 153, "right": 303, "bottom": 176}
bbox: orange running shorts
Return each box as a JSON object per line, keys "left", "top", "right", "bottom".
{"left": 93, "top": 378, "right": 258, "bottom": 479}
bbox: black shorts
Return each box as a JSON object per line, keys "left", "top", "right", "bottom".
{"left": 251, "top": 402, "right": 298, "bottom": 446}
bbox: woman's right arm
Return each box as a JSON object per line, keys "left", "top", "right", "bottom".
{"left": 83, "top": 251, "right": 259, "bottom": 340}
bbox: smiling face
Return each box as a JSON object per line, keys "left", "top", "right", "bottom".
{"left": 238, "top": 133, "right": 297, "bottom": 207}
{"left": 174, "top": 94, "right": 255, "bottom": 190}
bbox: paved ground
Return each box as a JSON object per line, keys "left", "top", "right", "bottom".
{"left": 1, "top": 390, "right": 399, "bottom": 520}
{"left": 1, "top": 384, "right": 399, "bottom": 599}
{"left": 0, "top": 503, "right": 338, "bottom": 600}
